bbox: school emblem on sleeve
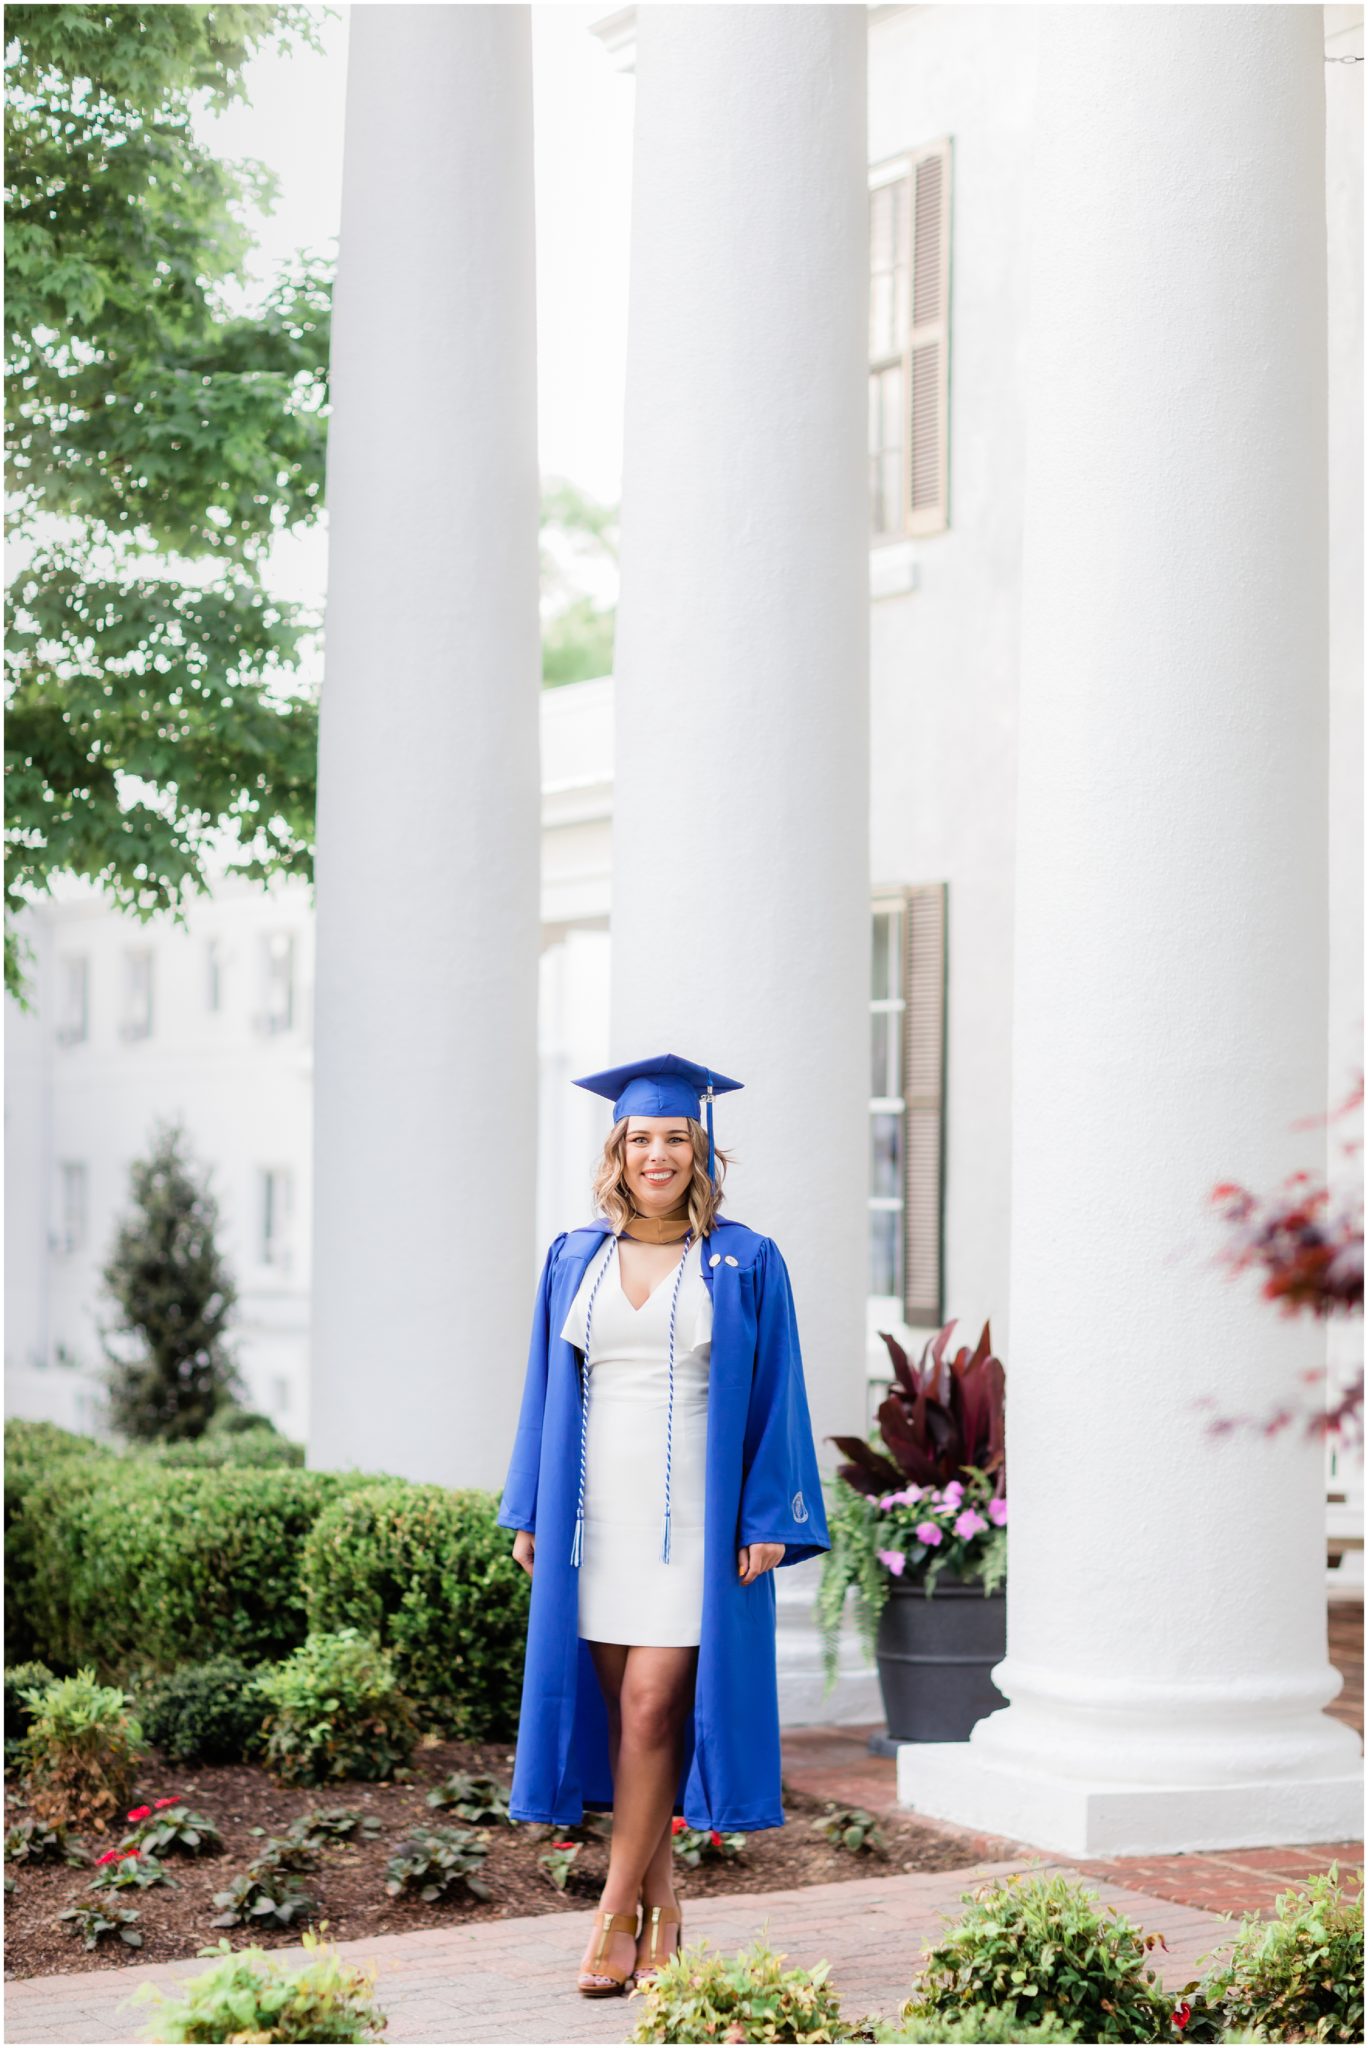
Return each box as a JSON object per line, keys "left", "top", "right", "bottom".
{"left": 791, "top": 1489, "right": 809, "bottom": 1522}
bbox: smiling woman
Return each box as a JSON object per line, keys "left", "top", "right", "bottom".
{"left": 496, "top": 1052, "right": 829, "bottom": 1999}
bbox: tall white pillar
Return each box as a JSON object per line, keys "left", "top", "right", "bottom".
{"left": 899, "top": 4, "right": 1361, "bottom": 1853}
{"left": 310, "top": 5, "right": 541, "bottom": 1483}
{"left": 610, "top": 3, "right": 870, "bottom": 1474}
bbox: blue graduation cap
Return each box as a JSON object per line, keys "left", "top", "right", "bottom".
{"left": 572, "top": 1052, "right": 743, "bottom": 1184}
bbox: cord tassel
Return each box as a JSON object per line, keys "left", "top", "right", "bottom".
{"left": 571, "top": 1512, "right": 584, "bottom": 1567}
{"left": 661, "top": 1509, "right": 672, "bottom": 1563}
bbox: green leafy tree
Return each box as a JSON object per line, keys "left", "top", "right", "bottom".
{"left": 100, "top": 1118, "right": 245, "bottom": 1441}
{"left": 540, "top": 475, "right": 618, "bottom": 687}
{"left": 4, "top": 3, "right": 331, "bottom": 1005}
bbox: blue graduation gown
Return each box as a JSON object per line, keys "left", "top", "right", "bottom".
{"left": 496, "top": 1213, "right": 830, "bottom": 1831}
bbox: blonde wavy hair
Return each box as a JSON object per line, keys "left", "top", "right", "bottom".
{"left": 591, "top": 1117, "right": 733, "bottom": 1238}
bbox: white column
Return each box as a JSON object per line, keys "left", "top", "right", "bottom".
{"left": 899, "top": 4, "right": 1361, "bottom": 1853}
{"left": 610, "top": 3, "right": 870, "bottom": 1478}
{"left": 310, "top": 4, "right": 541, "bottom": 1483}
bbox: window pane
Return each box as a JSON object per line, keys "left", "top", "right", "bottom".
{"left": 871, "top": 911, "right": 891, "bottom": 1000}
{"left": 870, "top": 1111, "right": 902, "bottom": 1199}
{"left": 870, "top": 1208, "right": 901, "bottom": 1297}
{"left": 870, "top": 1009, "right": 893, "bottom": 1098}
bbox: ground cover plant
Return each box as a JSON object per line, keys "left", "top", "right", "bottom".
{"left": 628, "top": 1935, "right": 852, "bottom": 2043}
{"left": 1195, "top": 1864, "right": 1364, "bottom": 2045}
{"left": 131, "top": 1927, "right": 387, "bottom": 2043}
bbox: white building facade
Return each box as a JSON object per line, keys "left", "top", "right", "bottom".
{"left": 5, "top": 4, "right": 1362, "bottom": 1845}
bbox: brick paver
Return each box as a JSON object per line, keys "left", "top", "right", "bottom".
{"left": 4, "top": 1860, "right": 1241, "bottom": 2047}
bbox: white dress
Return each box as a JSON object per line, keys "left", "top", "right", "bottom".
{"left": 559, "top": 1234, "right": 713, "bottom": 1647}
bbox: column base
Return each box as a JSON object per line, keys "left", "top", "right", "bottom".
{"left": 896, "top": 1743, "right": 1365, "bottom": 1857}
{"left": 776, "top": 1562, "right": 883, "bottom": 1726}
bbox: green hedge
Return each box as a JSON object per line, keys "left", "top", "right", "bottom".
{"left": 13, "top": 1455, "right": 385, "bottom": 1679}
{"left": 4, "top": 1422, "right": 112, "bottom": 1664}
{"left": 302, "top": 1483, "right": 529, "bottom": 1740}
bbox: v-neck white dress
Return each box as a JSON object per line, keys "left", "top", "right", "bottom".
{"left": 559, "top": 1235, "right": 713, "bottom": 1647}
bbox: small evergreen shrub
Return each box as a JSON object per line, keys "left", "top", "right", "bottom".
{"left": 256, "top": 1628, "right": 418, "bottom": 1785}
{"left": 135, "top": 1424, "right": 304, "bottom": 1471}
{"left": 16, "top": 1463, "right": 383, "bottom": 1677}
{"left": 904, "top": 1871, "right": 1174, "bottom": 2044}
{"left": 301, "top": 1481, "right": 529, "bottom": 1737}
{"left": 131, "top": 1928, "right": 387, "bottom": 2042}
{"left": 136, "top": 1655, "right": 270, "bottom": 1765}
{"left": 384, "top": 1824, "right": 492, "bottom": 1903}
{"left": 812, "top": 1804, "right": 888, "bottom": 1856}
{"left": 4, "top": 1421, "right": 110, "bottom": 1663}
{"left": 284, "top": 1806, "right": 381, "bottom": 1850}
{"left": 628, "top": 1937, "right": 851, "bottom": 2043}
{"left": 1196, "top": 1864, "right": 1364, "bottom": 2044}
{"left": 16, "top": 1669, "right": 145, "bottom": 1831}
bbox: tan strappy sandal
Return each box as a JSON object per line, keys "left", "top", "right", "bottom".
{"left": 577, "top": 1906, "right": 641, "bottom": 1996}
{"left": 635, "top": 1899, "right": 683, "bottom": 1984}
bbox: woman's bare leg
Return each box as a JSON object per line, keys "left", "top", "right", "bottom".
{"left": 577, "top": 1640, "right": 696, "bottom": 1985}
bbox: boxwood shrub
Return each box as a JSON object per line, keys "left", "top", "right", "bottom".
{"left": 301, "top": 1483, "right": 529, "bottom": 1739}
{"left": 5, "top": 1422, "right": 112, "bottom": 1664}
{"left": 15, "top": 1461, "right": 386, "bottom": 1678}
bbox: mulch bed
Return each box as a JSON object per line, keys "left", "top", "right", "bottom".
{"left": 5, "top": 1733, "right": 987, "bottom": 1982}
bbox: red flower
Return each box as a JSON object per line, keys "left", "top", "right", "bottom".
{"left": 96, "top": 1849, "right": 121, "bottom": 1865}
{"left": 126, "top": 1806, "right": 152, "bottom": 1822}
{"left": 153, "top": 1797, "right": 181, "bottom": 1810}
{"left": 1173, "top": 2003, "right": 1192, "bottom": 2032}
{"left": 671, "top": 1816, "right": 687, "bottom": 1834}
{"left": 709, "top": 1830, "right": 723, "bottom": 1845}
{"left": 553, "top": 1840, "right": 576, "bottom": 1850}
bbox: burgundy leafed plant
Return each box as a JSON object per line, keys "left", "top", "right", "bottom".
{"left": 829, "top": 1318, "right": 1006, "bottom": 1498}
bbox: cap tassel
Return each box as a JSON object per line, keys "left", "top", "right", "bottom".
{"left": 705, "top": 1077, "right": 715, "bottom": 1184}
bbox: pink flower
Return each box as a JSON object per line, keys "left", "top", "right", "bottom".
{"left": 876, "top": 1548, "right": 906, "bottom": 1576}
{"left": 914, "top": 1521, "right": 943, "bottom": 1546}
{"left": 126, "top": 1806, "right": 152, "bottom": 1823}
{"left": 942, "top": 1480, "right": 965, "bottom": 1507}
{"left": 988, "top": 1497, "right": 1008, "bottom": 1526}
{"left": 953, "top": 1508, "right": 989, "bottom": 1539}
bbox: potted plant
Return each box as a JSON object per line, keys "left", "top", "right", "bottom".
{"left": 818, "top": 1318, "right": 1008, "bottom": 1743}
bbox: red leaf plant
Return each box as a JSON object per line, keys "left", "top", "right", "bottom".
{"left": 828, "top": 1317, "right": 1005, "bottom": 1499}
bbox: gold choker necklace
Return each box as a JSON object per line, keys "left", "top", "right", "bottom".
{"left": 623, "top": 1208, "right": 692, "bottom": 1245}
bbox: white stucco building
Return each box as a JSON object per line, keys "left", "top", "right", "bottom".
{"left": 5, "top": 3, "right": 1362, "bottom": 1850}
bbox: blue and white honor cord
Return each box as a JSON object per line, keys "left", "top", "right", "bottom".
{"left": 571, "top": 1229, "right": 695, "bottom": 1569}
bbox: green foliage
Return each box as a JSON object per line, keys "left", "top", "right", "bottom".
{"left": 671, "top": 1822, "right": 746, "bottom": 1870}
{"left": 1196, "top": 1865, "right": 1364, "bottom": 2044}
{"left": 384, "top": 1824, "right": 492, "bottom": 1904}
{"left": 817, "top": 1468, "right": 1005, "bottom": 1693}
{"left": 120, "top": 1800, "right": 222, "bottom": 1856}
{"left": 13, "top": 1460, "right": 380, "bottom": 1678}
{"left": 425, "top": 1770, "right": 511, "bottom": 1824}
{"left": 628, "top": 1937, "right": 851, "bottom": 2043}
{"left": 136, "top": 1655, "right": 271, "bottom": 1766}
{"left": 281, "top": 1806, "right": 381, "bottom": 1852}
{"left": 137, "top": 1423, "right": 305, "bottom": 1471}
{"left": 59, "top": 1900, "right": 143, "bottom": 1949}
{"left": 4, "top": 1815, "right": 89, "bottom": 1866}
{"left": 540, "top": 475, "right": 617, "bottom": 687}
{"left": 3, "top": 1420, "right": 111, "bottom": 1663}
{"left": 210, "top": 1865, "right": 316, "bottom": 1931}
{"left": 90, "top": 1846, "right": 178, "bottom": 1892}
{"left": 244, "top": 1833, "right": 320, "bottom": 1877}
{"left": 5, "top": 3, "right": 330, "bottom": 1003}
{"left": 100, "top": 1120, "right": 244, "bottom": 1442}
{"left": 539, "top": 1839, "right": 582, "bottom": 1892}
{"left": 5, "top": 1659, "right": 55, "bottom": 1742}
{"left": 16, "top": 1668, "right": 145, "bottom": 1831}
{"left": 256, "top": 1628, "right": 418, "bottom": 1786}
{"left": 812, "top": 1805, "right": 888, "bottom": 1857}
{"left": 872, "top": 2005, "right": 1082, "bottom": 2044}
{"left": 131, "top": 1928, "right": 387, "bottom": 2042}
{"left": 904, "top": 1871, "right": 1175, "bottom": 2044}
{"left": 301, "top": 1482, "right": 529, "bottom": 1737}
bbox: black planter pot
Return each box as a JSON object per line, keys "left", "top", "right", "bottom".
{"left": 874, "top": 1571, "right": 1007, "bottom": 1743}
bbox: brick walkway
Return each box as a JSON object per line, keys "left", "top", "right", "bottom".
{"left": 4, "top": 1860, "right": 1241, "bottom": 2047}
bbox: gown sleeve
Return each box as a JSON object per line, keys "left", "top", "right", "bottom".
{"left": 496, "top": 1233, "right": 566, "bottom": 1536}
{"left": 736, "top": 1237, "right": 832, "bottom": 1567}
